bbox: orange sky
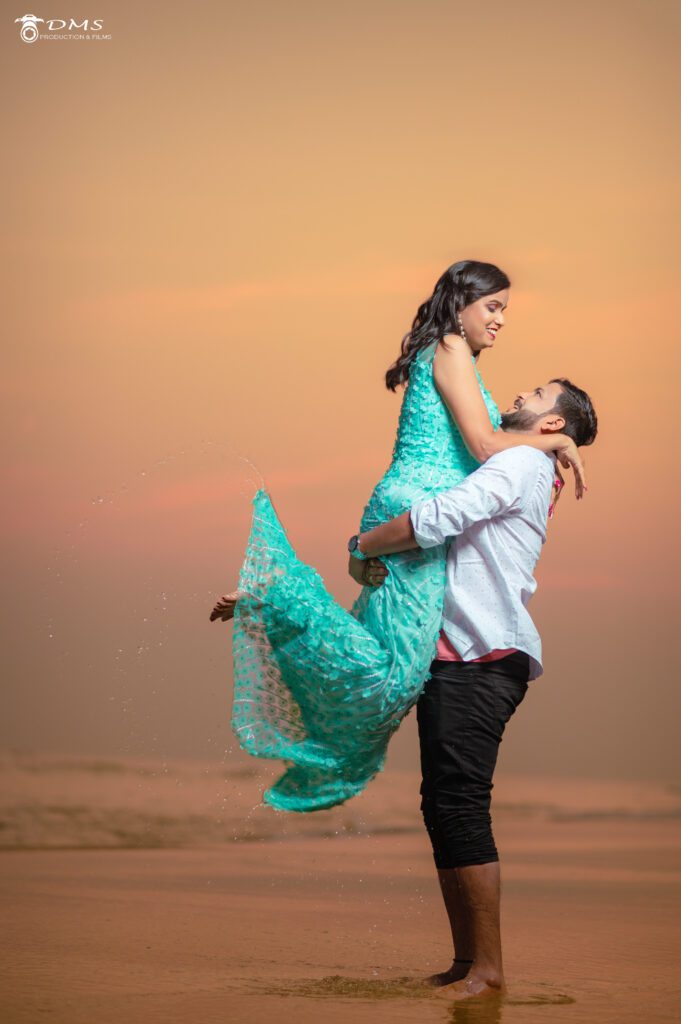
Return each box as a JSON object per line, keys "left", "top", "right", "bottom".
{"left": 3, "top": 0, "right": 680, "bottom": 782}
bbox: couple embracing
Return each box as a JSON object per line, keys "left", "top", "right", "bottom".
{"left": 210, "top": 259, "right": 598, "bottom": 1000}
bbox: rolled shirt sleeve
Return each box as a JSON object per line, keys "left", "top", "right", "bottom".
{"left": 410, "top": 448, "right": 530, "bottom": 549}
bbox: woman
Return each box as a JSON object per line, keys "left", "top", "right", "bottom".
{"left": 211, "top": 261, "right": 584, "bottom": 812}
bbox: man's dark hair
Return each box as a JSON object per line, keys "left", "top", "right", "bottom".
{"left": 549, "top": 378, "right": 598, "bottom": 447}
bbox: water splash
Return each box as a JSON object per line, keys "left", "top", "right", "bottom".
{"left": 39, "top": 440, "right": 268, "bottom": 766}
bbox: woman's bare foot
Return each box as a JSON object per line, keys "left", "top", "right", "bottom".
{"left": 209, "top": 591, "right": 241, "bottom": 622}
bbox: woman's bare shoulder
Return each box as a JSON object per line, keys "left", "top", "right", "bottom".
{"left": 434, "top": 336, "right": 471, "bottom": 376}
{"left": 437, "top": 334, "right": 469, "bottom": 356}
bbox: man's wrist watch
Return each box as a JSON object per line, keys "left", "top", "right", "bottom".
{"left": 347, "top": 534, "right": 368, "bottom": 561}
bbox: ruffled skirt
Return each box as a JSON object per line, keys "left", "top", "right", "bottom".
{"left": 230, "top": 487, "right": 450, "bottom": 811}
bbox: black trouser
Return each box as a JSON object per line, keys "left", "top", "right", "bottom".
{"left": 416, "top": 651, "right": 530, "bottom": 869}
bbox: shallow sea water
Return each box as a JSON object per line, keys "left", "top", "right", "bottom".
{"left": 2, "top": 756, "right": 680, "bottom": 1024}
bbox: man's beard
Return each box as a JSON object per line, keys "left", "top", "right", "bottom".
{"left": 500, "top": 407, "right": 541, "bottom": 431}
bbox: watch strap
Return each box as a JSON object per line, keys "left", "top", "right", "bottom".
{"left": 348, "top": 534, "right": 368, "bottom": 561}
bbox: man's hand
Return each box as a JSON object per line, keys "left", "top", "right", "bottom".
{"left": 347, "top": 555, "right": 389, "bottom": 588}
{"left": 363, "top": 557, "right": 388, "bottom": 587}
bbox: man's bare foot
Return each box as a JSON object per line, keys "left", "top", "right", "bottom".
{"left": 434, "top": 969, "right": 506, "bottom": 1001}
{"left": 425, "top": 959, "right": 473, "bottom": 987}
{"left": 404, "top": 959, "right": 472, "bottom": 989}
{"left": 209, "top": 591, "right": 241, "bottom": 622}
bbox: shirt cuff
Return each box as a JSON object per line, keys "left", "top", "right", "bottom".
{"left": 409, "top": 501, "right": 439, "bottom": 549}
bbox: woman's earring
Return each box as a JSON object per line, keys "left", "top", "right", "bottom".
{"left": 457, "top": 314, "right": 467, "bottom": 343}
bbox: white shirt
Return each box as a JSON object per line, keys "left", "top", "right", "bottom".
{"left": 410, "top": 446, "right": 556, "bottom": 681}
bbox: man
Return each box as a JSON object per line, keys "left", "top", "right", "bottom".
{"left": 347, "top": 378, "right": 598, "bottom": 1001}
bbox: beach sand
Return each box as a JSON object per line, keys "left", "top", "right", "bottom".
{"left": 2, "top": 755, "right": 680, "bottom": 1023}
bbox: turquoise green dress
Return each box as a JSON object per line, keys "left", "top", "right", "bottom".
{"left": 231, "top": 341, "right": 500, "bottom": 811}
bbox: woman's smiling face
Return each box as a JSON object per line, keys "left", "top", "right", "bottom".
{"left": 459, "top": 289, "right": 509, "bottom": 351}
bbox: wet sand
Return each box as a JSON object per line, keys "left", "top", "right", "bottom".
{"left": 2, "top": 756, "right": 680, "bottom": 1023}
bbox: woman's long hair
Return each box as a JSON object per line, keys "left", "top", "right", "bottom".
{"left": 385, "top": 260, "right": 511, "bottom": 391}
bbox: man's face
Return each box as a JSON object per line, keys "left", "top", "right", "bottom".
{"left": 500, "top": 381, "right": 565, "bottom": 433}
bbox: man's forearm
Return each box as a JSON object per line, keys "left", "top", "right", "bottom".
{"left": 358, "top": 511, "right": 419, "bottom": 557}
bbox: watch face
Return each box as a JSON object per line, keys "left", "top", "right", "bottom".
{"left": 348, "top": 535, "right": 358, "bottom": 552}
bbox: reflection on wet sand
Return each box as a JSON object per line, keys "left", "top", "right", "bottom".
{"left": 447, "top": 997, "right": 503, "bottom": 1024}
